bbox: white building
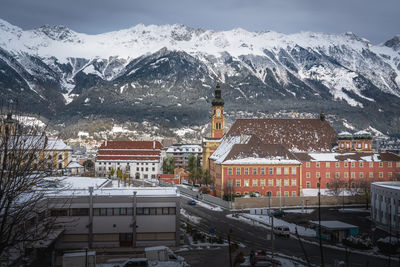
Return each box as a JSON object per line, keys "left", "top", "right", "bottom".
{"left": 47, "top": 177, "right": 180, "bottom": 248}
{"left": 371, "top": 182, "right": 400, "bottom": 234}
{"left": 165, "top": 144, "right": 202, "bottom": 168}
{"left": 95, "top": 140, "right": 164, "bottom": 179}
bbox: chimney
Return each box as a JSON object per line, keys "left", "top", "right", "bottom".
{"left": 320, "top": 112, "right": 325, "bottom": 121}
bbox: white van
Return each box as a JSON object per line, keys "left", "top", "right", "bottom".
{"left": 273, "top": 226, "right": 290, "bottom": 238}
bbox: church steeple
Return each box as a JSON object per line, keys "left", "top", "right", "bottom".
{"left": 211, "top": 84, "right": 225, "bottom": 138}
{"left": 212, "top": 83, "right": 224, "bottom": 107}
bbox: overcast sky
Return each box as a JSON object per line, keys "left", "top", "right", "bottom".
{"left": 1, "top": 0, "right": 398, "bottom": 44}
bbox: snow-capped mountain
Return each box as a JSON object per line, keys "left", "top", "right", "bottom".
{"left": 0, "top": 18, "right": 400, "bottom": 134}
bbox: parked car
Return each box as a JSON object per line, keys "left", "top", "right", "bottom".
{"left": 271, "top": 209, "right": 285, "bottom": 217}
{"left": 273, "top": 226, "right": 290, "bottom": 238}
{"left": 188, "top": 200, "right": 196, "bottom": 205}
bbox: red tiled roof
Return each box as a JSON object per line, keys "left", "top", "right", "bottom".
{"left": 226, "top": 118, "right": 337, "bottom": 152}
{"left": 96, "top": 156, "right": 160, "bottom": 161}
{"left": 224, "top": 136, "right": 299, "bottom": 162}
{"left": 99, "top": 140, "right": 163, "bottom": 150}
{"left": 97, "top": 150, "right": 160, "bottom": 156}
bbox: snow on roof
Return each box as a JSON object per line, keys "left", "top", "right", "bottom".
{"left": 308, "top": 153, "right": 341, "bottom": 161}
{"left": 338, "top": 131, "right": 352, "bottom": 136}
{"left": 210, "top": 135, "right": 250, "bottom": 163}
{"left": 52, "top": 187, "right": 179, "bottom": 197}
{"left": 66, "top": 161, "right": 83, "bottom": 168}
{"left": 372, "top": 182, "right": 400, "bottom": 191}
{"left": 145, "top": 246, "right": 168, "bottom": 252}
{"left": 47, "top": 139, "right": 72, "bottom": 150}
{"left": 223, "top": 158, "right": 300, "bottom": 165}
{"left": 45, "top": 176, "right": 110, "bottom": 189}
{"left": 354, "top": 130, "right": 371, "bottom": 136}
{"left": 309, "top": 220, "right": 358, "bottom": 230}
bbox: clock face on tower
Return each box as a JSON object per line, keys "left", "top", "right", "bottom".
{"left": 216, "top": 109, "right": 221, "bottom": 117}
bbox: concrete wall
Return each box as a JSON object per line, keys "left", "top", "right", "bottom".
{"left": 233, "top": 195, "right": 364, "bottom": 209}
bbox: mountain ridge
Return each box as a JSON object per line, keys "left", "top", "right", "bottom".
{"left": 0, "top": 18, "right": 400, "bottom": 136}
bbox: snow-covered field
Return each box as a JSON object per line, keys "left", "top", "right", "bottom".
{"left": 180, "top": 208, "right": 201, "bottom": 224}
{"left": 239, "top": 214, "right": 316, "bottom": 237}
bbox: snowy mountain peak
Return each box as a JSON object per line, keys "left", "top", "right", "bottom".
{"left": 37, "top": 24, "right": 77, "bottom": 41}
{"left": 384, "top": 35, "right": 400, "bottom": 51}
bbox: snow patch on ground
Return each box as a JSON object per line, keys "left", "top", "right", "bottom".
{"left": 180, "top": 209, "right": 201, "bottom": 224}
{"left": 284, "top": 209, "right": 315, "bottom": 214}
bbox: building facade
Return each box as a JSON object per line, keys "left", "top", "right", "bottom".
{"left": 95, "top": 140, "right": 163, "bottom": 179}
{"left": 371, "top": 182, "right": 400, "bottom": 234}
{"left": 165, "top": 144, "right": 202, "bottom": 169}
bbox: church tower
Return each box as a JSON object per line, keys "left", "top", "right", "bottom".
{"left": 202, "top": 84, "right": 225, "bottom": 170}
{"left": 211, "top": 84, "right": 225, "bottom": 138}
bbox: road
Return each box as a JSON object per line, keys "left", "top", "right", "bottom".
{"left": 180, "top": 196, "right": 394, "bottom": 267}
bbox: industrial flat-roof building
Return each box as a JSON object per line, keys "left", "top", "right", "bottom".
{"left": 47, "top": 177, "right": 180, "bottom": 249}
{"left": 371, "top": 182, "right": 400, "bottom": 234}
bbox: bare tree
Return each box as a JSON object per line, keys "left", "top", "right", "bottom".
{"left": 326, "top": 176, "right": 347, "bottom": 196}
{"left": 0, "top": 112, "right": 64, "bottom": 264}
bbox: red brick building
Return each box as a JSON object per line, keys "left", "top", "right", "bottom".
{"left": 208, "top": 117, "right": 400, "bottom": 198}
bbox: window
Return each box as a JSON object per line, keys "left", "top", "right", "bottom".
{"left": 145, "top": 167, "right": 148, "bottom": 171}
{"left": 351, "top": 162, "right": 355, "bottom": 167}
{"left": 284, "top": 191, "right": 289, "bottom": 197}
{"left": 306, "top": 182, "right": 310, "bottom": 188}
{"left": 360, "top": 172, "right": 364, "bottom": 178}
{"left": 369, "top": 162, "right": 373, "bottom": 168}
{"left": 397, "top": 162, "right": 400, "bottom": 168}
{"left": 291, "top": 179, "right": 296, "bottom": 186}
{"left": 276, "top": 168, "right": 281, "bottom": 175}
{"left": 344, "top": 162, "right": 348, "bottom": 167}
{"left": 316, "top": 162, "right": 320, "bottom": 168}
{"left": 70, "top": 208, "right": 89, "bottom": 216}
{"left": 236, "top": 180, "right": 241, "bottom": 187}
{"left": 266, "top": 191, "right": 272, "bottom": 197}
{"left": 284, "top": 168, "right": 289, "bottom": 175}
{"left": 388, "top": 172, "right": 392, "bottom": 179}
{"left": 292, "top": 191, "right": 296, "bottom": 197}
{"left": 236, "top": 168, "right": 241, "bottom": 175}
{"left": 58, "top": 154, "right": 63, "bottom": 160}
{"left": 316, "top": 182, "right": 320, "bottom": 188}
{"left": 369, "top": 172, "right": 374, "bottom": 178}
{"left": 277, "top": 191, "right": 281, "bottom": 197}
{"left": 365, "top": 143, "right": 368, "bottom": 149}
{"left": 228, "top": 168, "right": 233, "bottom": 175}
{"left": 252, "top": 180, "right": 258, "bottom": 186}
{"left": 344, "top": 172, "right": 348, "bottom": 178}
{"left": 269, "top": 168, "right": 273, "bottom": 175}
{"left": 284, "top": 179, "right": 289, "bottom": 186}
{"left": 306, "top": 172, "right": 310, "bottom": 178}
{"left": 292, "top": 167, "right": 296, "bottom": 175}
{"left": 244, "top": 168, "right": 249, "bottom": 175}
{"left": 306, "top": 162, "right": 310, "bottom": 168}
{"left": 260, "top": 180, "right": 266, "bottom": 186}
{"left": 379, "top": 162, "right": 383, "bottom": 167}
{"left": 58, "top": 163, "right": 63, "bottom": 169}
{"left": 326, "top": 162, "right": 330, "bottom": 168}
{"left": 268, "top": 179, "right": 273, "bottom": 186}
{"left": 379, "top": 172, "right": 383, "bottom": 178}
{"left": 388, "top": 162, "right": 392, "bottom": 167}
{"left": 358, "top": 143, "right": 361, "bottom": 148}
{"left": 326, "top": 172, "right": 330, "bottom": 178}
{"left": 244, "top": 180, "right": 249, "bottom": 187}
{"left": 50, "top": 209, "right": 68, "bottom": 217}
{"left": 152, "top": 167, "right": 155, "bottom": 171}
{"left": 336, "top": 162, "right": 340, "bottom": 168}
{"left": 351, "top": 172, "right": 355, "bottom": 178}
{"left": 261, "top": 168, "right": 265, "bottom": 175}
{"left": 276, "top": 180, "right": 281, "bottom": 187}
{"left": 316, "top": 172, "right": 320, "bottom": 178}
{"left": 253, "top": 168, "right": 257, "bottom": 175}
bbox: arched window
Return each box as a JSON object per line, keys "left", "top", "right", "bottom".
{"left": 58, "top": 163, "right": 63, "bottom": 169}
{"left": 58, "top": 154, "right": 63, "bottom": 160}
{"left": 266, "top": 191, "right": 272, "bottom": 197}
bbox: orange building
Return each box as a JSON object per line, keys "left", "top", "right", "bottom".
{"left": 202, "top": 84, "right": 225, "bottom": 170}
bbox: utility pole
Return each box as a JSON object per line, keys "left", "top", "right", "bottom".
{"left": 318, "top": 177, "right": 325, "bottom": 267}
{"left": 228, "top": 229, "right": 233, "bottom": 267}
{"left": 132, "top": 191, "right": 137, "bottom": 248}
{"left": 271, "top": 214, "right": 275, "bottom": 259}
